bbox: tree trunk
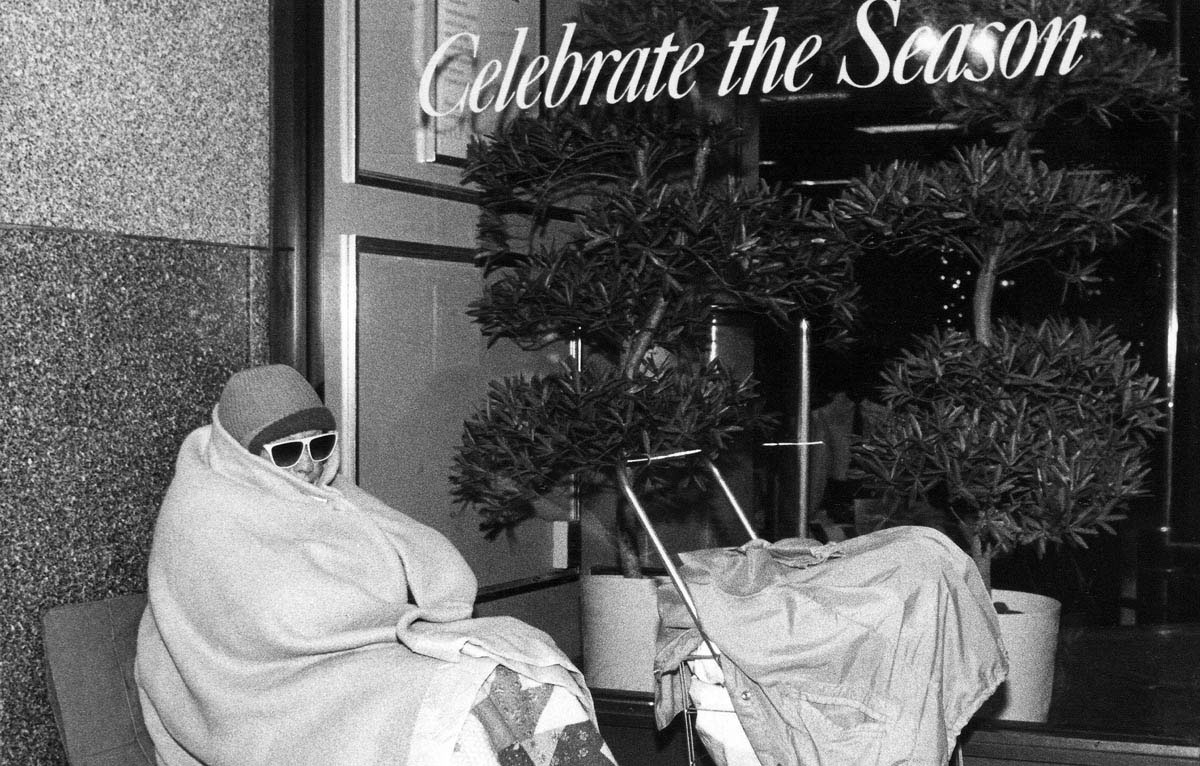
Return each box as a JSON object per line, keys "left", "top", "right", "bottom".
{"left": 973, "top": 252, "right": 1000, "bottom": 346}
{"left": 614, "top": 494, "right": 643, "bottom": 578}
{"left": 621, "top": 297, "right": 669, "bottom": 379}
{"left": 613, "top": 295, "right": 670, "bottom": 577}
{"left": 970, "top": 253, "right": 1001, "bottom": 590}
{"left": 967, "top": 527, "right": 992, "bottom": 592}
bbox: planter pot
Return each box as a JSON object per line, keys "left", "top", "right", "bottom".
{"left": 981, "top": 589, "right": 1062, "bottom": 722}
{"left": 581, "top": 573, "right": 666, "bottom": 692}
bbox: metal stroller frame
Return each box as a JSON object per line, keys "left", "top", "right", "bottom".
{"left": 615, "top": 456, "right": 758, "bottom": 641}
{"left": 615, "top": 455, "right": 757, "bottom": 766}
{"left": 614, "top": 319, "right": 816, "bottom": 634}
{"left": 614, "top": 454, "right": 969, "bottom": 766}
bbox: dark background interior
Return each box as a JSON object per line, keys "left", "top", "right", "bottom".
{"left": 749, "top": 3, "right": 1199, "bottom": 626}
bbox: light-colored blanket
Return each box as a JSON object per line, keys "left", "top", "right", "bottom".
{"left": 135, "top": 408, "right": 594, "bottom": 766}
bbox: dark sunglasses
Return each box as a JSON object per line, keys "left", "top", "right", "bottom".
{"left": 263, "top": 432, "right": 338, "bottom": 468}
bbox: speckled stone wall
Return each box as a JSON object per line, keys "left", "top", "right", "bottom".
{"left": 0, "top": 2, "right": 271, "bottom": 763}
{"left": 0, "top": 2, "right": 270, "bottom": 246}
{"left": 1, "top": 229, "right": 271, "bottom": 764}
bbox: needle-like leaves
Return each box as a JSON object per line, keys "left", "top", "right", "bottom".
{"left": 854, "top": 319, "right": 1165, "bottom": 559}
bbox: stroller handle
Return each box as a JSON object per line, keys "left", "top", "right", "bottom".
{"left": 615, "top": 455, "right": 758, "bottom": 659}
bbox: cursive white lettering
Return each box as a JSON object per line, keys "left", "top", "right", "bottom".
{"left": 416, "top": 4, "right": 1092, "bottom": 117}
{"left": 838, "top": 0, "right": 896, "bottom": 89}
{"left": 837, "top": 0, "right": 1088, "bottom": 89}
{"left": 419, "top": 32, "right": 477, "bottom": 117}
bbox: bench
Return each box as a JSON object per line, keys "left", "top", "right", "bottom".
{"left": 42, "top": 593, "right": 156, "bottom": 766}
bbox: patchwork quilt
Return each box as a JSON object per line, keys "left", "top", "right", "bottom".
{"left": 457, "top": 666, "right": 616, "bottom": 766}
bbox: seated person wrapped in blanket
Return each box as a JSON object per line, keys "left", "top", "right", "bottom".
{"left": 135, "top": 364, "right": 616, "bottom": 766}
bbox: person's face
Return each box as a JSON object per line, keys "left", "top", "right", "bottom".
{"left": 259, "top": 429, "right": 337, "bottom": 485}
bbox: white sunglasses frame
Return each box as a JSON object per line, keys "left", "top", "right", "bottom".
{"left": 263, "top": 431, "right": 338, "bottom": 468}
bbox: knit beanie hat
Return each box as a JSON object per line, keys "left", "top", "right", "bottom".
{"left": 217, "top": 365, "right": 337, "bottom": 455}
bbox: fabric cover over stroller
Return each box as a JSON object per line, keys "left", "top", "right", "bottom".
{"left": 653, "top": 526, "right": 1008, "bottom": 766}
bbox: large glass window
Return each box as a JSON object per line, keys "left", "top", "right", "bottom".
{"left": 755, "top": 5, "right": 1197, "bottom": 625}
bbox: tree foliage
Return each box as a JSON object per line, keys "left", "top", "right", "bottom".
{"left": 450, "top": 5, "right": 863, "bottom": 557}
{"left": 855, "top": 320, "right": 1165, "bottom": 560}
{"left": 452, "top": 357, "right": 767, "bottom": 537}
{"left": 904, "top": 0, "right": 1186, "bottom": 139}
{"left": 818, "top": 142, "right": 1167, "bottom": 340}
{"left": 823, "top": 0, "right": 1183, "bottom": 580}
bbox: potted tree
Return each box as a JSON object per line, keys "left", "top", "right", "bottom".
{"left": 817, "top": 0, "right": 1183, "bottom": 721}
{"left": 826, "top": 145, "right": 1170, "bottom": 584}
{"left": 450, "top": 0, "right": 861, "bottom": 690}
{"left": 452, "top": 109, "right": 857, "bottom": 688}
{"left": 853, "top": 318, "right": 1165, "bottom": 718}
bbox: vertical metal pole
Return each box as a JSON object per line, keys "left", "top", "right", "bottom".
{"left": 797, "top": 319, "right": 812, "bottom": 537}
{"left": 1162, "top": 0, "right": 1182, "bottom": 542}
{"left": 570, "top": 337, "right": 584, "bottom": 525}
{"left": 1139, "top": 0, "right": 1184, "bottom": 624}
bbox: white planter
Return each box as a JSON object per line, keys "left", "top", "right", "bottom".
{"left": 984, "top": 589, "right": 1062, "bottom": 722}
{"left": 581, "top": 573, "right": 665, "bottom": 692}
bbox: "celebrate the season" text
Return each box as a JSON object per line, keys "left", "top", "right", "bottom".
{"left": 419, "top": 0, "right": 1087, "bottom": 117}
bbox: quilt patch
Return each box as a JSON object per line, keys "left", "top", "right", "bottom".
{"left": 464, "top": 666, "right": 615, "bottom": 766}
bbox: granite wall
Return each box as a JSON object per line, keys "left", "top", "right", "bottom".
{"left": 0, "top": 3, "right": 272, "bottom": 763}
